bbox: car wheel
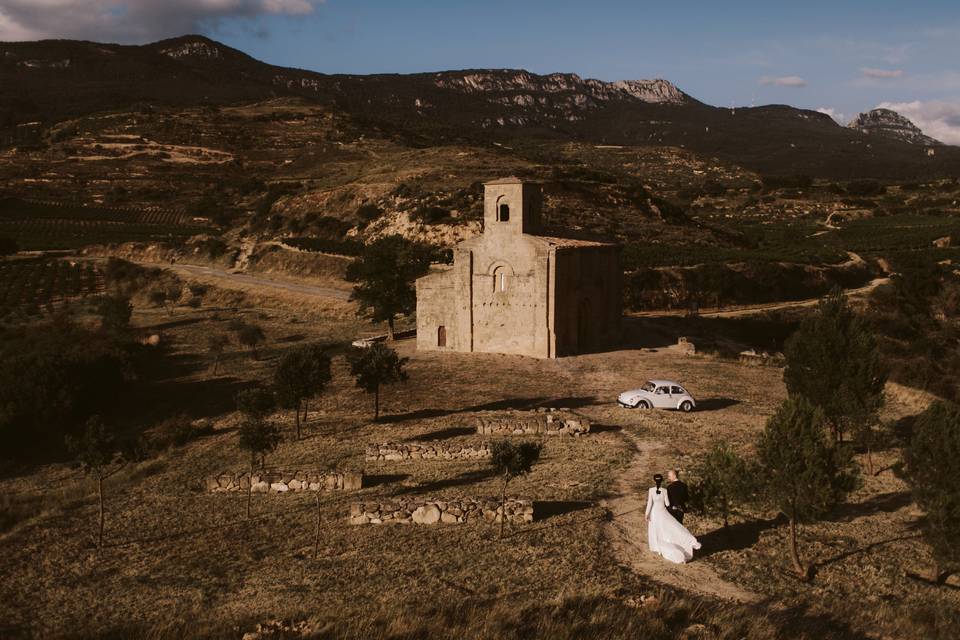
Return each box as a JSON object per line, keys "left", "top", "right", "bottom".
{"left": 680, "top": 400, "right": 693, "bottom": 412}
{"left": 635, "top": 400, "right": 651, "bottom": 409}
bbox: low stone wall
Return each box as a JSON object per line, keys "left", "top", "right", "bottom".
{"left": 349, "top": 497, "right": 534, "bottom": 525}
{"left": 205, "top": 470, "right": 362, "bottom": 493}
{"left": 475, "top": 408, "right": 590, "bottom": 437}
{"left": 365, "top": 441, "right": 490, "bottom": 461}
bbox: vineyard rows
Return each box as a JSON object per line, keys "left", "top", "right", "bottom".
{"left": 0, "top": 198, "right": 196, "bottom": 225}
{"left": 0, "top": 218, "right": 209, "bottom": 250}
{"left": 0, "top": 258, "right": 103, "bottom": 316}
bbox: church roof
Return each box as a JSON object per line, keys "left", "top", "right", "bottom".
{"left": 530, "top": 234, "right": 618, "bottom": 248}
{"left": 484, "top": 176, "right": 528, "bottom": 185}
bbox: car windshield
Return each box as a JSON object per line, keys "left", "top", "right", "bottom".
{"left": 641, "top": 381, "right": 656, "bottom": 392}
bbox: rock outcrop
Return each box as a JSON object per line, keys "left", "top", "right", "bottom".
{"left": 847, "top": 109, "right": 941, "bottom": 146}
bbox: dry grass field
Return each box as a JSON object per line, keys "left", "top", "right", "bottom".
{"left": 0, "top": 277, "right": 958, "bottom": 639}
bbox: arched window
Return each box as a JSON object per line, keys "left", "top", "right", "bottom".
{"left": 437, "top": 325, "right": 446, "bottom": 347}
{"left": 493, "top": 266, "right": 507, "bottom": 292}
{"left": 497, "top": 203, "right": 510, "bottom": 222}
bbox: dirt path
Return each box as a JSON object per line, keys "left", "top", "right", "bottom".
{"left": 602, "top": 430, "right": 761, "bottom": 603}
{"left": 144, "top": 262, "right": 353, "bottom": 301}
{"left": 632, "top": 275, "right": 890, "bottom": 319}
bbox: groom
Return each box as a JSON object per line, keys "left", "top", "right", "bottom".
{"left": 666, "top": 469, "right": 688, "bottom": 524}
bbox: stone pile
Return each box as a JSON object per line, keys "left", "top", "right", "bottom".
{"left": 349, "top": 497, "right": 534, "bottom": 525}
{"left": 475, "top": 408, "right": 590, "bottom": 437}
{"left": 677, "top": 336, "right": 696, "bottom": 356}
{"left": 365, "top": 441, "right": 491, "bottom": 461}
{"left": 205, "top": 470, "right": 362, "bottom": 493}
{"left": 738, "top": 350, "right": 786, "bottom": 367}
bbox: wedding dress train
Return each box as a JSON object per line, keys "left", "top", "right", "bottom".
{"left": 645, "top": 486, "right": 701, "bottom": 563}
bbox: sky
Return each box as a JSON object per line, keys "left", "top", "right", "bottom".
{"left": 1, "top": 0, "right": 959, "bottom": 143}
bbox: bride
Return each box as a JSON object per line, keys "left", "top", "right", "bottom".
{"left": 645, "top": 473, "right": 701, "bottom": 563}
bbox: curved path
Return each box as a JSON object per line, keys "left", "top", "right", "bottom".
{"left": 602, "top": 431, "right": 761, "bottom": 603}
{"left": 631, "top": 275, "right": 890, "bottom": 319}
{"left": 143, "top": 262, "right": 352, "bottom": 301}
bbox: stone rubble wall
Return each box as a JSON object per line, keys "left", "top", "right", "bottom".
{"left": 475, "top": 408, "right": 590, "bottom": 436}
{"left": 738, "top": 350, "right": 786, "bottom": 367}
{"left": 205, "top": 470, "right": 362, "bottom": 493}
{"left": 365, "top": 442, "right": 491, "bottom": 461}
{"left": 349, "top": 497, "right": 534, "bottom": 525}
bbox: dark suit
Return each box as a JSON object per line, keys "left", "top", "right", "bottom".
{"left": 666, "top": 480, "right": 689, "bottom": 524}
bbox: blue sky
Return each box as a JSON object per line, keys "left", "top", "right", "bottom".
{"left": 2, "top": 1, "right": 959, "bottom": 141}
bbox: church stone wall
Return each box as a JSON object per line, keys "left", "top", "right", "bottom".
{"left": 416, "top": 178, "right": 621, "bottom": 359}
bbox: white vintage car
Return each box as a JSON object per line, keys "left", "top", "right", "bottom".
{"left": 617, "top": 380, "right": 696, "bottom": 412}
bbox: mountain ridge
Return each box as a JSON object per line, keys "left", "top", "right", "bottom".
{"left": 1, "top": 34, "right": 958, "bottom": 179}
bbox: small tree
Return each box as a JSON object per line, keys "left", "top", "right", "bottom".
{"left": 783, "top": 291, "right": 887, "bottom": 445}
{"left": 96, "top": 295, "right": 132, "bottom": 334}
{"left": 489, "top": 439, "right": 541, "bottom": 538}
{"left": 348, "top": 342, "right": 408, "bottom": 420}
{"left": 235, "top": 387, "right": 276, "bottom": 422}
{"left": 756, "top": 397, "right": 858, "bottom": 578}
{"left": 147, "top": 282, "right": 181, "bottom": 316}
{"left": 237, "top": 416, "right": 281, "bottom": 518}
{"left": 273, "top": 344, "right": 331, "bottom": 439}
{"left": 904, "top": 401, "right": 960, "bottom": 583}
{"left": 207, "top": 333, "right": 230, "bottom": 375}
{"left": 235, "top": 323, "right": 266, "bottom": 359}
{"left": 345, "top": 235, "right": 433, "bottom": 340}
{"left": 690, "top": 442, "right": 754, "bottom": 530}
{"left": 65, "top": 416, "right": 124, "bottom": 549}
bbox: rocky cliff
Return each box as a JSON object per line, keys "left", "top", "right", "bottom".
{"left": 848, "top": 108, "right": 941, "bottom": 146}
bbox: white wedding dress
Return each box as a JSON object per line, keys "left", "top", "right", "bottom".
{"left": 645, "top": 487, "right": 701, "bottom": 563}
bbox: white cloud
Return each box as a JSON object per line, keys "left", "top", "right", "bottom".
{"left": 877, "top": 99, "right": 960, "bottom": 145}
{"left": 0, "top": 0, "right": 321, "bottom": 43}
{"left": 861, "top": 67, "right": 904, "bottom": 79}
{"left": 758, "top": 75, "right": 807, "bottom": 88}
{"left": 816, "top": 107, "right": 845, "bottom": 124}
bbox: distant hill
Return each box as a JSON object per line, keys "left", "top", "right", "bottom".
{"left": 1, "top": 34, "right": 959, "bottom": 179}
{"left": 847, "top": 108, "right": 942, "bottom": 146}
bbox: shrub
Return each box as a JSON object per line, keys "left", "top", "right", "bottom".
{"left": 411, "top": 205, "right": 451, "bottom": 224}
{"left": 904, "top": 401, "right": 960, "bottom": 581}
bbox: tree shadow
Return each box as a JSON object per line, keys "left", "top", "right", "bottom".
{"left": 695, "top": 514, "right": 787, "bottom": 558}
{"left": 533, "top": 500, "right": 593, "bottom": 521}
{"left": 817, "top": 532, "right": 922, "bottom": 569}
{"left": 146, "top": 317, "right": 206, "bottom": 331}
{"left": 379, "top": 396, "right": 597, "bottom": 424}
{"left": 403, "top": 426, "right": 475, "bottom": 442}
{"left": 766, "top": 601, "right": 876, "bottom": 640}
{"left": 362, "top": 474, "right": 410, "bottom": 488}
{"left": 390, "top": 468, "right": 496, "bottom": 495}
{"left": 695, "top": 398, "right": 741, "bottom": 411}
{"left": 828, "top": 491, "right": 913, "bottom": 522}
{"left": 590, "top": 424, "right": 623, "bottom": 433}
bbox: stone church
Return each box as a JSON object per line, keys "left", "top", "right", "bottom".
{"left": 416, "top": 178, "right": 622, "bottom": 358}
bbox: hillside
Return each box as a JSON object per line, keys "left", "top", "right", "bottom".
{"left": 2, "top": 35, "right": 959, "bottom": 179}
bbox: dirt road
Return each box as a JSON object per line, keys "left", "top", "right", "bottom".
{"left": 602, "top": 430, "right": 760, "bottom": 603}
{"left": 632, "top": 275, "right": 890, "bottom": 319}
{"left": 144, "top": 262, "right": 353, "bottom": 301}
